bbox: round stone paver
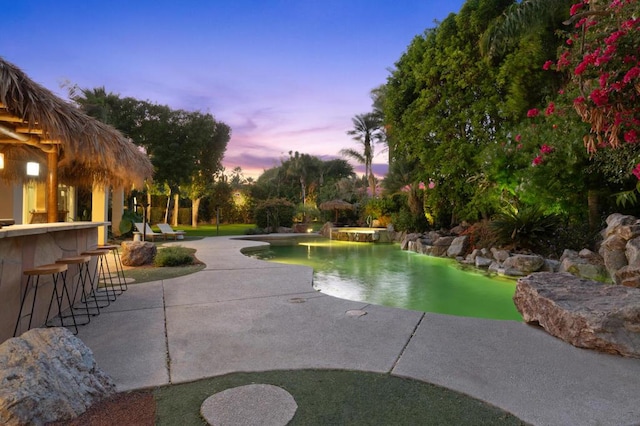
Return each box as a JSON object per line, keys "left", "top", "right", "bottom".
{"left": 200, "top": 384, "right": 298, "bottom": 426}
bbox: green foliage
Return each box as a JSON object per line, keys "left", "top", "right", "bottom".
{"left": 295, "top": 204, "right": 321, "bottom": 223}
{"left": 119, "top": 209, "right": 142, "bottom": 236}
{"left": 178, "top": 208, "right": 191, "bottom": 225}
{"left": 489, "top": 204, "right": 561, "bottom": 252}
{"left": 252, "top": 156, "right": 355, "bottom": 207}
{"left": 254, "top": 198, "right": 295, "bottom": 229}
{"left": 153, "top": 246, "right": 195, "bottom": 267}
{"left": 391, "top": 207, "right": 430, "bottom": 233}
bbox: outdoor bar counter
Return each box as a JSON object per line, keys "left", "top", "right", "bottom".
{"left": 0, "top": 222, "right": 107, "bottom": 343}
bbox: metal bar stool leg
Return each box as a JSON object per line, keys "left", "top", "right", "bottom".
{"left": 56, "top": 256, "right": 93, "bottom": 326}
{"left": 44, "top": 265, "right": 79, "bottom": 335}
{"left": 13, "top": 274, "right": 40, "bottom": 337}
{"left": 100, "top": 244, "right": 127, "bottom": 292}
{"left": 14, "top": 263, "right": 69, "bottom": 337}
{"left": 82, "top": 249, "right": 118, "bottom": 303}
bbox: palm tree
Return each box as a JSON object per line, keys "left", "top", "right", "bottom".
{"left": 482, "top": 0, "right": 573, "bottom": 59}
{"left": 341, "top": 113, "right": 382, "bottom": 197}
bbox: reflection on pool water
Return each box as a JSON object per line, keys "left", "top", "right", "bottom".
{"left": 248, "top": 239, "right": 522, "bottom": 321}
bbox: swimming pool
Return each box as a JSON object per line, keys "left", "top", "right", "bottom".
{"left": 248, "top": 239, "right": 521, "bottom": 321}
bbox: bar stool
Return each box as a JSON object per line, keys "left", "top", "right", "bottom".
{"left": 13, "top": 263, "right": 76, "bottom": 337}
{"left": 55, "top": 255, "right": 95, "bottom": 323}
{"left": 81, "top": 248, "right": 120, "bottom": 304}
{"left": 99, "top": 244, "right": 127, "bottom": 293}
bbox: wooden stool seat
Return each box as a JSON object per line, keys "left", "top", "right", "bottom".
{"left": 82, "top": 249, "right": 110, "bottom": 256}
{"left": 24, "top": 263, "right": 67, "bottom": 276}
{"left": 98, "top": 244, "right": 119, "bottom": 250}
{"left": 56, "top": 255, "right": 91, "bottom": 265}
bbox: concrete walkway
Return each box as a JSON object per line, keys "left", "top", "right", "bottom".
{"left": 75, "top": 236, "right": 640, "bottom": 426}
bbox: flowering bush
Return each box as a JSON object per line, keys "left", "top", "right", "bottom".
{"left": 552, "top": 0, "right": 640, "bottom": 152}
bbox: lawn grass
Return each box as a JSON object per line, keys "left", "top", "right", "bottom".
{"left": 154, "top": 370, "right": 527, "bottom": 425}
{"left": 152, "top": 223, "right": 257, "bottom": 237}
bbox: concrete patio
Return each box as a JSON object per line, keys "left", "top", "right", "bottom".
{"left": 75, "top": 236, "right": 640, "bottom": 426}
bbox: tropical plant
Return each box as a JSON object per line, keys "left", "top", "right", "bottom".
{"left": 341, "top": 112, "right": 383, "bottom": 197}
{"left": 254, "top": 198, "right": 295, "bottom": 230}
{"left": 154, "top": 246, "right": 195, "bottom": 267}
{"left": 489, "top": 204, "right": 562, "bottom": 252}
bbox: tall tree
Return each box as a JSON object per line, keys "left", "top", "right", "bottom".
{"left": 341, "top": 112, "right": 382, "bottom": 197}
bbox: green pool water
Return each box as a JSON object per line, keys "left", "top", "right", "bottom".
{"left": 249, "top": 240, "right": 522, "bottom": 321}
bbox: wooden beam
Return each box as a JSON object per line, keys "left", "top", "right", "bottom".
{"left": 47, "top": 150, "right": 58, "bottom": 223}
{"left": 0, "top": 114, "right": 25, "bottom": 123}
{"left": 14, "top": 127, "right": 43, "bottom": 135}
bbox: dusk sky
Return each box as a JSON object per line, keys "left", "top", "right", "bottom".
{"left": 2, "top": 0, "right": 465, "bottom": 179}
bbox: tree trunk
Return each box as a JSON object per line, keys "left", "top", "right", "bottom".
{"left": 164, "top": 191, "right": 170, "bottom": 223}
{"left": 192, "top": 198, "right": 201, "bottom": 228}
{"left": 172, "top": 193, "right": 179, "bottom": 227}
{"left": 146, "top": 192, "right": 152, "bottom": 224}
{"left": 587, "top": 188, "right": 600, "bottom": 232}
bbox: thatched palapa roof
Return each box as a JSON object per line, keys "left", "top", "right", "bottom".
{"left": 0, "top": 57, "right": 153, "bottom": 187}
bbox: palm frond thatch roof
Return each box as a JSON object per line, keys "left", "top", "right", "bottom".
{"left": 0, "top": 57, "right": 153, "bottom": 187}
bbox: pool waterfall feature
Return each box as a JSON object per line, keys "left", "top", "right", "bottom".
{"left": 330, "top": 227, "right": 392, "bottom": 243}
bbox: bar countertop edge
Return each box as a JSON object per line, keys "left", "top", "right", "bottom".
{"left": 0, "top": 222, "right": 110, "bottom": 239}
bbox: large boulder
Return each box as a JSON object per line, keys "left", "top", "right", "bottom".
{"left": 603, "top": 213, "right": 637, "bottom": 237}
{"left": 431, "top": 236, "right": 454, "bottom": 257}
{"left": 446, "top": 235, "right": 470, "bottom": 258}
{"left": 514, "top": 272, "right": 640, "bottom": 358}
{"left": 502, "top": 254, "right": 545, "bottom": 275}
{"left": 0, "top": 328, "right": 115, "bottom": 425}
{"left": 559, "top": 249, "right": 609, "bottom": 282}
{"left": 121, "top": 241, "right": 157, "bottom": 266}
{"left": 599, "top": 234, "right": 628, "bottom": 283}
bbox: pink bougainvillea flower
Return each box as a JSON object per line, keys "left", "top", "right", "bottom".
{"left": 542, "top": 60, "right": 554, "bottom": 70}
{"left": 545, "top": 102, "right": 555, "bottom": 116}
{"left": 623, "top": 67, "right": 640, "bottom": 84}
{"left": 515, "top": 134, "right": 522, "bottom": 142}
{"left": 624, "top": 129, "right": 638, "bottom": 143}
{"left": 590, "top": 88, "right": 609, "bottom": 106}
{"left": 527, "top": 108, "right": 539, "bottom": 118}
{"left": 516, "top": 143, "right": 523, "bottom": 150}
{"left": 418, "top": 181, "right": 426, "bottom": 190}
{"left": 532, "top": 155, "right": 544, "bottom": 166}
{"left": 428, "top": 180, "right": 436, "bottom": 189}
{"left": 570, "top": 2, "right": 585, "bottom": 16}
{"left": 633, "top": 163, "right": 640, "bottom": 180}
{"left": 540, "top": 144, "right": 554, "bottom": 154}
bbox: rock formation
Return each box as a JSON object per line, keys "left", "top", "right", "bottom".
{"left": 0, "top": 328, "right": 115, "bottom": 425}
{"left": 121, "top": 240, "right": 157, "bottom": 266}
{"left": 514, "top": 272, "right": 640, "bottom": 358}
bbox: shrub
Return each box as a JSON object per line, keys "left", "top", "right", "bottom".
{"left": 154, "top": 246, "right": 195, "bottom": 267}
{"left": 391, "top": 207, "right": 430, "bottom": 233}
{"left": 178, "top": 208, "right": 191, "bottom": 225}
{"left": 460, "top": 220, "right": 494, "bottom": 250}
{"left": 489, "top": 205, "right": 561, "bottom": 252}
{"left": 254, "top": 198, "right": 295, "bottom": 229}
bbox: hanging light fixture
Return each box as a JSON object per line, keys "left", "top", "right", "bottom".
{"left": 26, "top": 162, "right": 39, "bottom": 176}
{"left": 0, "top": 153, "right": 4, "bottom": 169}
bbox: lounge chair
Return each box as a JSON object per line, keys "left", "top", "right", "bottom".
{"left": 157, "top": 223, "right": 186, "bottom": 240}
{"left": 134, "top": 223, "right": 163, "bottom": 241}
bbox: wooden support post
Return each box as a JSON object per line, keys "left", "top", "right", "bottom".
{"left": 46, "top": 150, "right": 58, "bottom": 223}
{"left": 91, "top": 185, "right": 109, "bottom": 245}
{"left": 112, "top": 187, "right": 124, "bottom": 236}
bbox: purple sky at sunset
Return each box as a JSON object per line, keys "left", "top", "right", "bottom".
{"left": 2, "top": 0, "right": 465, "bottom": 179}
